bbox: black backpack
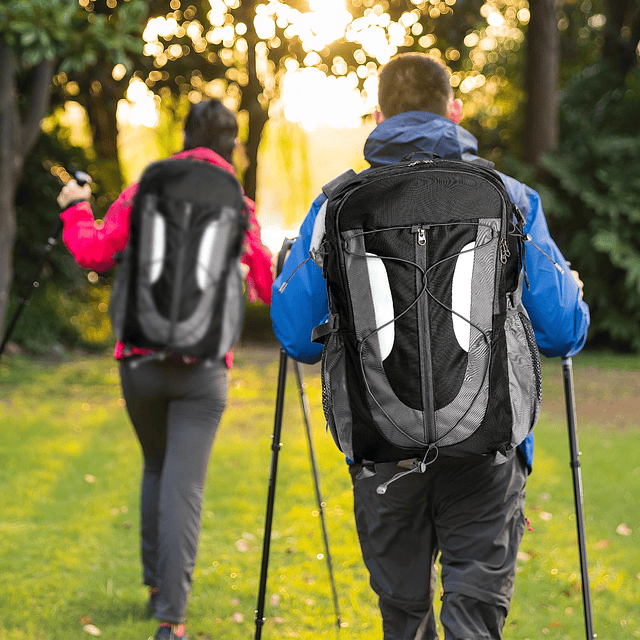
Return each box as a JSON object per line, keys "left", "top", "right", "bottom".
{"left": 311, "top": 156, "right": 542, "bottom": 485}
{"left": 110, "top": 157, "right": 248, "bottom": 359}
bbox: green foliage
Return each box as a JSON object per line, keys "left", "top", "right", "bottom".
{"left": 0, "top": 0, "right": 148, "bottom": 71}
{"left": 9, "top": 126, "right": 113, "bottom": 354}
{"left": 0, "top": 0, "right": 77, "bottom": 66}
{"left": 59, "top": 0, "right": 149, "bottom": 75}
{"left": 528, "top": 63, "right": 640, "bottom": 351}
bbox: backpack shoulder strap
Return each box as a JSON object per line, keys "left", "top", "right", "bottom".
{"left": 322, "top": 169, "right": 357, "bottom": 199}
{"left": 465, "top": 156, "right": 495, "bottom": 170}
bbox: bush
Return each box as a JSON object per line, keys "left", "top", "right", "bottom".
{"left": 9, "top": 126, "right": 113, "bottom": 354}
{"left": 510, "top": 62, "right": 640, "bottom": 351}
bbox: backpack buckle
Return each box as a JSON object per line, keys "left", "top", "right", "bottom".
{"left": 311, "top": 314, "right": 340, "bottom": 344}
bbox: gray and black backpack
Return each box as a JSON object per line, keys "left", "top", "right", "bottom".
{"left": 310, "top": 156, "right": 542, "bottom": 484}
{"left": 110, "top": 157, "right": 248, "bottom": 359}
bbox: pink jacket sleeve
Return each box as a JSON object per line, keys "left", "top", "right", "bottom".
{"left": 60, "top": 184, "right": 137, "bottom": 272}
{"left": 241, "top": 196, "right": 273, "bottom": 305}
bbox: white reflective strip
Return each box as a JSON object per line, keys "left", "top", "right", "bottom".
{"left": 451, "top": 241, "right": 475, "bottom": 352}
{"left": 366, "top": 252, "right": 394, "bottom": 361}
{"left": 197, "top": 221, "right": 218, "bottom": 289}
{"left": 149, "top": 214, "right": 165, "bottom": 284}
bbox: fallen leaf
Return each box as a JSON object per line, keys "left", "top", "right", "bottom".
{"left": 80, "top": 616, "right": 92, "bottom": 625}
{"left": 83, "top": 624, "right": 101, "bottom": 636}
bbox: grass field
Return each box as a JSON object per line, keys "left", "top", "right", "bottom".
{"left": 0, "top": 345, "right": 639, "bottom": 640}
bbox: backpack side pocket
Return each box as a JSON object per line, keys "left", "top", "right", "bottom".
{"left": 504, "top": 304, "right": 542, "bottom": 447}
{"left": 321, "top": 331, "right": 354, "bottom": 461}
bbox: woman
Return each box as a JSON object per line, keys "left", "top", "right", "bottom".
{"left": 57, "top": 99, "right": 273, "bottom": 640}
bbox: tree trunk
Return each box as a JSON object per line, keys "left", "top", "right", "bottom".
{"left": 238, "top": 2, "right": 269, "bottom": 202}
{"left": 0, "top": 42, "right": 54, "bottom": 339}
{"left": 81, "top": 60, "right": 126, "bottom": 200}
{"left": 524, "top": 0, "right": 560, "bottom": 164}
{"left": 0, "top": 44, "right": 19, "bottom": 340}
{"left": 604, "top": 0, "right": 640, "bottom": 75}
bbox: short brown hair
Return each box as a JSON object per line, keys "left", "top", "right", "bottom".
{"left": 378, "top": 53, "right": 452, "bottom": 118}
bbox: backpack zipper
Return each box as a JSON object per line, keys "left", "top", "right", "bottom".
{"left": 169, "top": 202, "right": 192, "bottom": 345}
{"left": 412, "top": 224, "right": 436, "bottom": 445}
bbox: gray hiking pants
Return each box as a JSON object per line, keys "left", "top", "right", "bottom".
{"left": 120, "top": 356, "right": 228, "bottom": 624}
{"left": 350, "top": 449, "right": 528, "bottom": 640}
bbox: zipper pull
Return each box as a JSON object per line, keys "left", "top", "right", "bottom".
{"left": 525, "top": 234, "right": 565, "bottom": 274}
{"left": 499, "top": 238, "right": 510, "bottom": 264}
{"left": 411, "top": 226, "right": 426, "bottom": 246}
{"left": 408, "top": 159, "right": 433, "bottom": 167}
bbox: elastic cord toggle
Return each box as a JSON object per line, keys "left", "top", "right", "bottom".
{"left": 376, "top": 447, "right": 438, "bottom": 495}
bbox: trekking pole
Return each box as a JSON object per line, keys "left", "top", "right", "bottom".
{"left": 293, "top": 358, "right": 342, "bottom": 630}
{"left": 254, "top": 344, "right": 288, "bottom": 640}
{"left": 254, "top": 238, "right": 293, "bottom": 639}
{"left": 0, "top": 170, "right": 92, "bottom": 360}
{"left": 562, "top": 356, "right": 596, "bottom": 640}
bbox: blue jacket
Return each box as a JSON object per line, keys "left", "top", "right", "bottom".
{"left": 271, "top": 111, "right": 590, "bottom": 470}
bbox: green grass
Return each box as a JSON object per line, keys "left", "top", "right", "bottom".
{"left": 0, "top": 347, "right": 639, "bottom": 639}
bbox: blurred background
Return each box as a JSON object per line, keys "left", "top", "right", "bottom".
{"left": 0, "top": 0, "right": 638, "bottom": 354}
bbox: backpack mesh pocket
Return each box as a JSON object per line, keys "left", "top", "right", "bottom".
{"left": 505, "top": 307, "right": 542, "bottom": 446}
{"left": 519, "top": 311, "right": 542, "bottom": 403}
{"left": 320, "top": 331, "right": 354, "bottom": 461}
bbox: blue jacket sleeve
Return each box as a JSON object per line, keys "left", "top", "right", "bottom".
{"left": 270, "top": 195, "right": 328, "bottom": 364}
{"left": 503, "top": 176, "right": 590, "bottom": 358}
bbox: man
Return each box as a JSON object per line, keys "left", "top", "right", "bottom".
{"left": 271, "top": 53, "right": 589, "bottom": 640}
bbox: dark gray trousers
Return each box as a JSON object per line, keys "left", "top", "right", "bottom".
{"left": 350, "top": 450, "right": 528, "bottom": 640}
{"left": 120, "top": 356, "right": 228, "bottom": 624}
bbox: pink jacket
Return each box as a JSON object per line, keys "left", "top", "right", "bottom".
{"left": 60, "top": 147, "right": 273, "bottom": 366}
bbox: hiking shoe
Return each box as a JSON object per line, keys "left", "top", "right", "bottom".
{"left": 153, "top": 623, "right": 189, "bottom": 640}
